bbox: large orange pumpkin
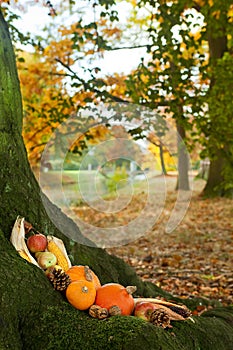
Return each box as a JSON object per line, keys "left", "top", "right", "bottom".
{"left": 95, "top": 283, "right": 135, "bottom": 316}
{"left": 66, "top": 280, "right": 96, "bottom": 310}
{"left": 66, "top": 265, "right": 101, "bottom": 290}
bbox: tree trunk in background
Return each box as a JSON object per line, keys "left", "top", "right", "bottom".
{"left": 159, "top": 141, "right": 167, "bottom": 175}
{"left": 203, "top": 150, "right": 225, "bottom": 197}
{"left": 176, "top": 121, "right": 190, "bottom": 191}
{"left": 203, "top": 25, "right": 233, "bottom": 197}
{"left": 1, "top": 8, "right": 233, "bottom": 350}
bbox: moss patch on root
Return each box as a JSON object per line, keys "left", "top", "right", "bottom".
{"left": 21, "top": 304, "right": 233, "bottom": 350}
{"left": 21, "top": 304, "right": 178, "bottom": 350}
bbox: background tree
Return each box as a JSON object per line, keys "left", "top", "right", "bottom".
{"left": 126, "top": 0, "right": 233, "bottom": 196}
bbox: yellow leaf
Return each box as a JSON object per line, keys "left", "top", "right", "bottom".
{"left": 212, "top": 10, "right": 220, "bottom": 19}
{"left": 208, "top": 0, "right": 214, "bottom": 7}
{"left": 228, "top": 5, "right": 233, "bottom": 22}
{"left": 180, "top": 42, "right": 186, "bottom": 51}
{"left": 158, "top": 16, "right": 164, "bottom": 24}
{"left": 194, "top": 0, "right": 205, "bottom": 7}
{"left": 189, "top": 31, "right": 202, "bottom": 41}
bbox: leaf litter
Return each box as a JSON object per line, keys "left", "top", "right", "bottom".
{"left": 72, "top": 178, "right": 233, "bottom": 307}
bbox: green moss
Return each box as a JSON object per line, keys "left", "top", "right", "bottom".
{"left": 170, "top": 307, "right": 233, "bottom": 350}
{"left": 0, "top": 308, "right": 22, "bottom": 350}
{"left": 20, "top": 304, "right": 233, "bottom": 350}
{"left": 1, "top": 226, "right": 233, "bottom": 350}
{"left": 21, "top": 304, "right": 175, "bottom": 350}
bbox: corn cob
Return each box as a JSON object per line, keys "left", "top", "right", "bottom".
{"left": 47, "top": 235, "right": 71, "bottom": 272}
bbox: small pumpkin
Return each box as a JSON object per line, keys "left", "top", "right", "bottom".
{"left": 95, "top": 283, "right": 136, "bottom": 316}
{"left": 66, "top": 265, "right": 101, "bottom": 290}
{"left": 66, "top": 280, "right": 96, "bottom": 310}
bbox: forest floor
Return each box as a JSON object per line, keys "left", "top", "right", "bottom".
{"left": 72, "top": 176, "right": 233, "bottom": 307}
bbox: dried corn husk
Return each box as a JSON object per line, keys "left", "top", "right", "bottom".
{"left": 134, "top": 297, "right": 191, "bottom": 320}
{"left": 10, "top": 216, "right": 41, "bottom": 268}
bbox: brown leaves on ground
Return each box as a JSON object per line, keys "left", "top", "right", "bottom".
{"left": 73, "top": 179, "right": 233, "bottom": 306}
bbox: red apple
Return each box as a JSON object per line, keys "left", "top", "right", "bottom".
{"left": 37, "top": 251, "right": 57, "bottom": 269}
{"left": 134, "top": 301, "right": 157, "bottom": 321}
{"left": 27, "top": 233, "right": 47, "bottom": 253}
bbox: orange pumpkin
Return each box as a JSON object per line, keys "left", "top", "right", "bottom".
{"left": 66, "top": 280, "right": 96, "bottom": 310}
{"left": 95, "top": 283, "right": 135, "bottom": 316}
{"left": 66, "top": 265, "right": 101, "bottom": 290}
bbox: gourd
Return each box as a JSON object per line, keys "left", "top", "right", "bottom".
{"left": 95, "top": 283, "right": 136, "bottom": 316}
{"left": 66, "top": 280, "right": 96, "bottom": 310}
{"left": 66, "top": 265, "right": 101, "bottom": 290}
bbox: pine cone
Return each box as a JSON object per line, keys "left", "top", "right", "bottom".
{"left": 149, "top": 309, "right": 171, "bottom": 329}
{"left": 47, "top": 268, "right": 71, "bottom": 291}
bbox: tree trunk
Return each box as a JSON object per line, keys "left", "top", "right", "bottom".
{"left": 203, "top": 22, "right": 233, "bottom": 197}
{"left": 159, "top": 141, "right": 167, "bottom": 175}
{"left": 1, "top": 8, "right": 233, "bottom": 350}
{"left": 203, "top": 150, "right": 225, "bottom": 197}
{"left": 176, "top": 121, "right": 190, "bottom": 191}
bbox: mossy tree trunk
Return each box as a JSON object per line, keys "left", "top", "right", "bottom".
{"left": 0, "top": 8, "right": 233, "bottom": 350}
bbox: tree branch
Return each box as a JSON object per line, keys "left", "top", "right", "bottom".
{"left": 55, "top": 58, "right": 130, "bottom": 104}
{"left": 105, "top": 44, "right": 148, "bottom": 51}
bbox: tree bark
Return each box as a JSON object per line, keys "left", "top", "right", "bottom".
{"left": 1, "top": 8, "right": 233, "bottom": 350}
{"left": 169, "top": 60, "right": 190, "bottom": 192}
{"left": 203, "top": 150, "right": 225, "bottom": 197}
{"left": 159, "top": 141, "right": 167, "bottom": 175}
{"left": 203, "top": 21, "right": 233, "bottom": 197}
{"left": 176, "top": 121, "right": 190, "bottom": 191}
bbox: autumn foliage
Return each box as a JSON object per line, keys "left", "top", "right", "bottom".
{"left": 4, "top": 0, "right": 233, "bottom": 191}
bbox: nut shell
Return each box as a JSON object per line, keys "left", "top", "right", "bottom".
{"left": 89, "top": 305, "right": 109, "bottom": 319}
{"left": 109, "top": 305, "right": 122, "bottom": 316}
